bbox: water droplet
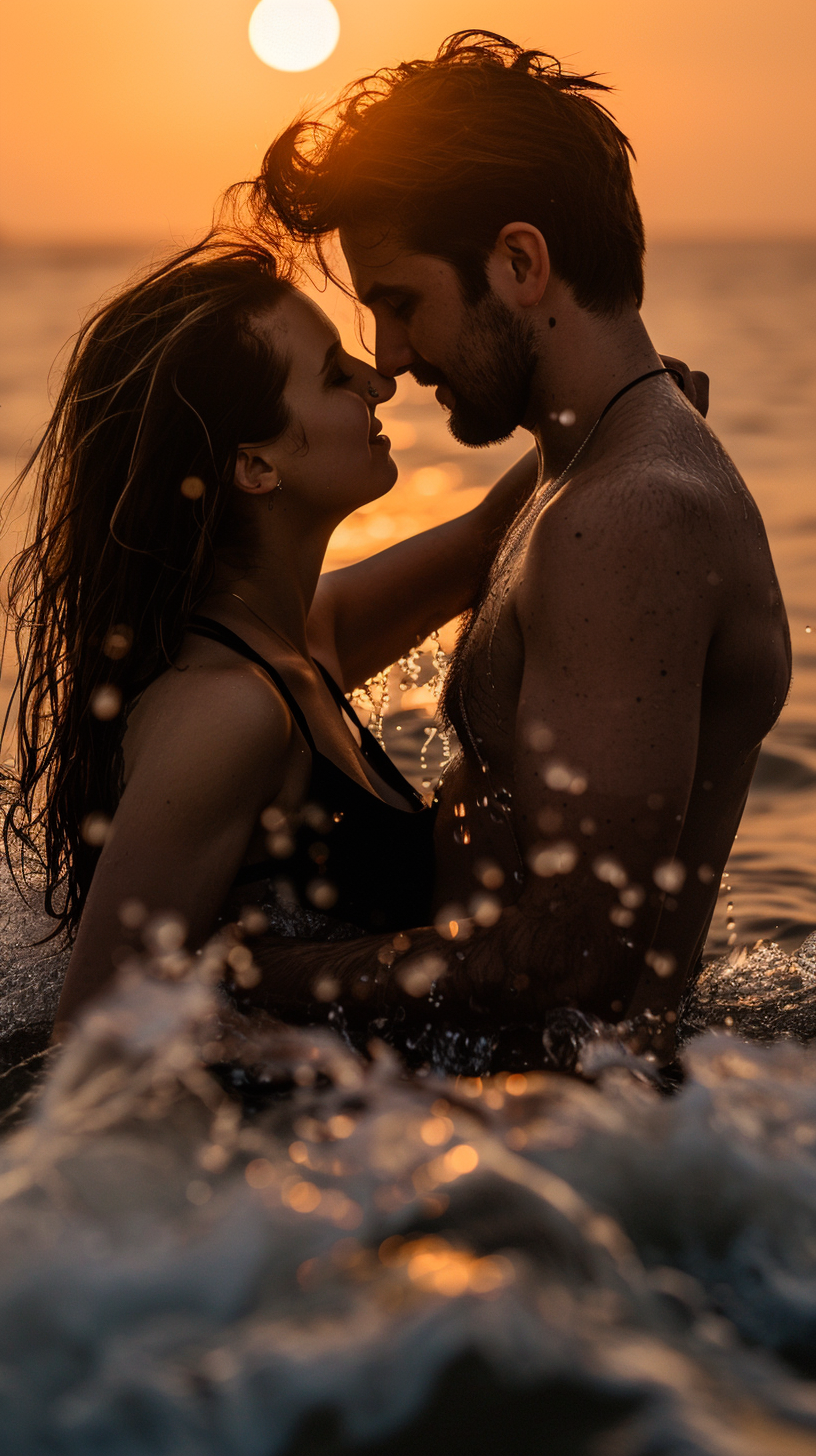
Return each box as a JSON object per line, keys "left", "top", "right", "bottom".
{"left": 118, "top": 897, "right": 146, "bottom": 929}
{"left": 645, "top": 949, "right": 677, "bottom": 978}
{"left": 313, "top": 973, "right": 340, "bottom": 1002}
{"left": 527, "top": 722, "right": 555, "bottom": 752}
{"left": 307, "top": 879, "right": 338, "bottom": 910}
{"left": 528, "top": 841, "right": 579, "bottom": 877}
{"left": 80, "top": 812, "right": 111, "bottom": 847}
{"left": 620, "top": 884, "right": 645, "bottom": 909}
{"left": 475, "top": 859, "right": 504, "bottom": 890}
{"left": 469, "top": 892, "right": 501, "bottom": 927}
{"left": 653, "top": 859, "right": 686, "bottom": 893}
{"left": 90, "top": 684, "right": 122, "bottom": 721}
{"left": 609, "top": 906, "right": 634, "bottom": 927}
{"left": 180, "top": 475, "right": 205, "bottom": 500}
{"left": 544, "top": 760, "right": 573, "bottom": 790}
{"left": 593, "top": 855, "right": 628, "bottom": 888}
{"left": 102, "top": 624, "right": 133, "bottom": 660}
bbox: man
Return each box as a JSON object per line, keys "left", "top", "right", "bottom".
{"left": 244, "top": 32, "right": 790, "bottom": 1054}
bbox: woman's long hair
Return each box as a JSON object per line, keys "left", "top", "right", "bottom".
{"left": 2, "top": 233, "right": 294, "bottom": 939}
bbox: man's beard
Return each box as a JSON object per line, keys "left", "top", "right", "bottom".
{"left": 410, "top": 291, "right": 538, "bottom": 447}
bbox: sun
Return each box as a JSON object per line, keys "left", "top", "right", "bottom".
{"left": 248, "top": 0, "right": 340, "bottom": 73}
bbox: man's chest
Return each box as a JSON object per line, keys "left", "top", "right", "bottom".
{"left": 446, "top": 565, "right": 527, "bottom": 784}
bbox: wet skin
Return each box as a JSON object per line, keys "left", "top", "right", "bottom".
{"left": 434, "top": 388, "right": 791, "bottom": 1025}
{"left": 244, "top": 227, "right": 790, "bottom": 1045}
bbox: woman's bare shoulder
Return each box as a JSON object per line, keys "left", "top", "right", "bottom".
{"left": 124, "top": 646, "right": 295, "bottom": 799}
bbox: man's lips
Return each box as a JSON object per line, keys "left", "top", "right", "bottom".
{"left": 435, "top": 383, "right": 455, "bottom": 410}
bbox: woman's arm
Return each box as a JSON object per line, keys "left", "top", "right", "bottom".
{"left": 308, "top": 448, "right": 538, "bottom": 690}
{"left": 54, "top": 662, "right": 291, "bottom": 1030}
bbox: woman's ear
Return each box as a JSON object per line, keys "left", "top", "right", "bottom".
{"left": 233, "top": 444, "right": 282, "bottom": 497}
{"left": 486, "top": 223, "right": 551, "bottom": 309}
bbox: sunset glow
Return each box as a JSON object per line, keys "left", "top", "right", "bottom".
{"left": 0, "top": 2, "right": 813, "bottom": 241}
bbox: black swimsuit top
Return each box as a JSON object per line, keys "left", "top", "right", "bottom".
{"left": 188, "top": 616, "right": 436, "bottom": 933}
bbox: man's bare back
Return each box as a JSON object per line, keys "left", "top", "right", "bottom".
{"left": 435, "top": 376, "right": 790, "bottom": 1024}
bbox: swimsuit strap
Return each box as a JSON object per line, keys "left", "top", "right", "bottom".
{"left": 313, "top": 659, "right": 426, "bottom": 809}
{"left": 187, "top": 615, "right": 317, "bottom": 750}
{"left": 313, "top": 659, "right": 367, "bottom": 729}
{"left": 188, "top": 615, "right": 426, "bottom": 811}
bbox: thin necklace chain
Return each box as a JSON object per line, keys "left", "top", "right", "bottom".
{"left": 455, "top": 367, "right": 674, "bottom": 872}
{"left": 227, "top": 590, "right": 306, "bottom": 660}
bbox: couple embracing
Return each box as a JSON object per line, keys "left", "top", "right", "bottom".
{"left": 8, "top": 33, "right": 789, "bottom": 1070}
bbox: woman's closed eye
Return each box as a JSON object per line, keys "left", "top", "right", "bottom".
{"left": 327, "top": 360, "right": 354, "bottom": 388}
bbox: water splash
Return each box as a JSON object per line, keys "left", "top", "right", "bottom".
{"left": 3, "top": 959, "right": 816, "bottom": 1451}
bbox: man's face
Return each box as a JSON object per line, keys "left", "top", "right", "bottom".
{"left": 341, "top": 226, "right": 538, "bottom": 446}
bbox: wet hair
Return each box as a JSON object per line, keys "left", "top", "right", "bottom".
{"left": 251, "top": 29, "right": 645, "bottom": 313}
{"left": 2, "top": 233, "right": 295, "bottom": 938}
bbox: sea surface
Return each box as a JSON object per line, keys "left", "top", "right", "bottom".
{"left": 1, "top": 239, "right": 816, "bottom": 1454}
{"left": 1, "top": 238, "right": 814, "bottom": 960}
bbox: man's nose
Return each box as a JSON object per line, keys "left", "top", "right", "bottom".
{"left": 374, "top": 317, "right": 416, "bottom": 381}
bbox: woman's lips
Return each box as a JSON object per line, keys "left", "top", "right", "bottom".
{"left": 369, "top": 420, "right": 390, "bottom": 449}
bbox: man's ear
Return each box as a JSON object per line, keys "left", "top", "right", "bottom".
{"left": 233, "top": 444, "right": 281, "bottom": 497}
{"left": 487, "top": 223, "right": 551, "bottom": 309}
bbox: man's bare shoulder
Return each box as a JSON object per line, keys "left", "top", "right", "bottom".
{"left": 527, "top": 458, "right": 723, "bottom": 576}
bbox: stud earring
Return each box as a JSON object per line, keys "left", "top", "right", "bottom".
{"left": 267, "top": 476, "right": 284, "bottom": 512}
{"left": 366, "top": 382, "right": 380, "bottom": 399}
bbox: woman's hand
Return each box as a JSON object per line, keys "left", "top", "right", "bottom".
{"left": 660, "top": 354, "right": 710, "bottom": 417}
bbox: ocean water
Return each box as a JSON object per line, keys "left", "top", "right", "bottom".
{"left": 1, "top": 240, "right": 816, "bottom": 1452}
{"left": 3, "top": 961, "right": 816, "bottom": 1452}
{"left": 1, "top": 238, "right": 814, "bottom": 961}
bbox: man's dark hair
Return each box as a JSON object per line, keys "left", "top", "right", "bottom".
{"left": 252, "top": 30, "right": 645, "bottom": 313}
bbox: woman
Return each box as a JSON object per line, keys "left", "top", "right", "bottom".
{"left": 2, "top": 234, "right": 535, "bottom": 1029}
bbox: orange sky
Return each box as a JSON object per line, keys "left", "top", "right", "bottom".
{"left": 1, "top": 0, "right": 814, "bottom": 243}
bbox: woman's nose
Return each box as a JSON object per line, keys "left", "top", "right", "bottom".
{"left": 370, "top": 370, "right": 397, "bottom": 404}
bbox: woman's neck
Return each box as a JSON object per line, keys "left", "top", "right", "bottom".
{"left": 210, "top": 497, "right": 335, "bottom": 656}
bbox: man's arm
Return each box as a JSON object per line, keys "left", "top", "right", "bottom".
{"left": 244, "top": 473, "right": 715, "bottom": 1025}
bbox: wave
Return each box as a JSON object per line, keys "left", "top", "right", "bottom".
{"left": 2, "top": 940, "right": 816, "bottom": 1452}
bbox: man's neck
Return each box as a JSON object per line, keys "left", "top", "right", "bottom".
{"left": 525, "top": 293, "right": 663, "bottom": 479}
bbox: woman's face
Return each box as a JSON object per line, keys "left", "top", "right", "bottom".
{"left": 252, "top": 291, "right": 398, "bottom": 518}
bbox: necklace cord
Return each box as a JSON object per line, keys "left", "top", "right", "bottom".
{"left": 594, "top": 367, "right": 677, "bottom": 429}
{"left": 456, "top": 365, "right": 677, "bottom": 865}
